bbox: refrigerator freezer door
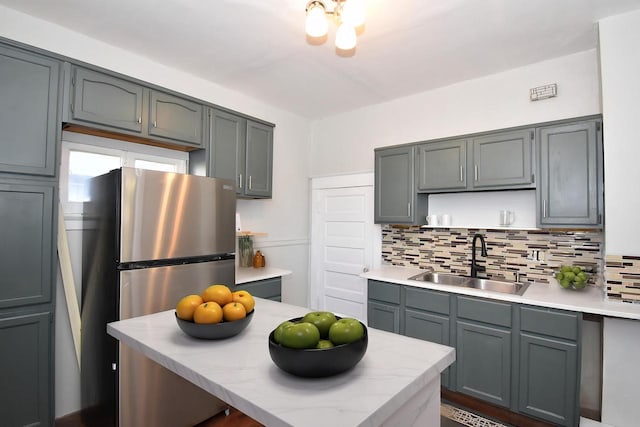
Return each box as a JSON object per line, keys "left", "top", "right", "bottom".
{"left": 118, "top": 259, "right": 235, "bottom": 427}
{"left": 119, "top": 168, "right": 236, "bottom": 263}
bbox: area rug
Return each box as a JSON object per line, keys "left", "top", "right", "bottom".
{"left": 441, "top": 403, "right": 509, "bottom": 427}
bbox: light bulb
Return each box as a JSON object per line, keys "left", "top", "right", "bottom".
{"left": 341, "top": 0, "right": 365, "bottom": 27}
{"left": 305, "top": 2, "right": 328, "bottom": 37}
{"left": 335, "top": 23, "right": 356, "bottom": 50}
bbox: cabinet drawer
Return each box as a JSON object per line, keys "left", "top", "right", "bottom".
{"left": 457, "top": 296, "right": 511, "bottom": 327}
{"left": 368, "top": 280, "right": 401, "bottom": 304}
{"left": 234, "top": 277, "right": 281, "bottom": 300}
{"left": 405, "top": 287, "right": 450, "bottom": 315}
{"left": 520, "top": 306, "right": 580, "bottom": 341}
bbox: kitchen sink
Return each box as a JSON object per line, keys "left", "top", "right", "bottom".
{"left": 408, "top": 272, "right": 529, "bottom": 296}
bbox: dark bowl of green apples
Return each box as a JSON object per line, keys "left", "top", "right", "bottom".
{"left": 268, "top": 311, "right": 368, "bottom": 378}
{"left": 555, "top": 265, "right": 590, "bottom": 290}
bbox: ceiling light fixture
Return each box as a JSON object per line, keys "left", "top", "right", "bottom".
{"left": 305, "top": 0, "right": 365, "bottom": 51}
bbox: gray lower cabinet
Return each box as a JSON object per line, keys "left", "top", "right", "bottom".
{"left": 66, "top": 65, "right": 204, "bottom": 148}
{"left": 455, "top": 296, "right": 512, "bottom": 407}
{"left": 537, "top": 119, "right": 602, "bottom": 227}
{"left": 0, "top": 45, "right": 60, "bottom": 176}
{"left": 416, "top": 139, "right": 467, "bottom": 192}
{"left": 367, "top": 280, "right": 401, "bottom": 333}
{"left": 235, "top": 276, "right": 281, "bottom": 301}
{"left": 518, "top": 306, "right": 581, "bottom": 426}
{"left": 0, "top": 310, "right": 52, "bottom": 427}
{"left": 471, "top": 129, "right": 534, "bottom": 189}
{"left": 374, "top": 146, "right": 427, "bottom": 224}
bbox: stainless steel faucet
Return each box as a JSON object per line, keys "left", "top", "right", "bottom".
{"left": 470, "top": 233, "right": 488, "bottom": 278}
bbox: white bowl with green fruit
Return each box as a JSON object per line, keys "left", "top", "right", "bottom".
{"left": 554, "top": 265, "right": 589, "bottom": 290}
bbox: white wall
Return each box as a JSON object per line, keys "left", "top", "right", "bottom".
{"left": 0, "top": 5, "right": 313, "bottom": 418}
{"left": 598, "top": 10, "right": 640, "bottom": 427}
{"left": 310, "top": 49, "right": 601, "bottom": 177}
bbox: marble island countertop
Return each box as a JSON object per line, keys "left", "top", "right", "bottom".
{"left": 362, "top": 265, "right": 640, "bottom": 320}
{"left": 235, "top": 266, "right": 291, "bottom": 284}
{"left": 107, "top": 298, "right": 455, "bottom": 427}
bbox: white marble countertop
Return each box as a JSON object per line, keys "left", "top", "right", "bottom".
{"left": 235, "top": 266, "right": 291, "bottom": 284}
{"left": 362, "top": 265, "right": 640, "bottom": 320}
{"left": 107, "top": 298, "right": 455, "bottom": 427}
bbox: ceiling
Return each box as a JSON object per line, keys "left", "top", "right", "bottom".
{"left": 2, "top": 0, "right": 640, "bottom": 119}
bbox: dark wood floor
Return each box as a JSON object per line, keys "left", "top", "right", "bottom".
{"left": 194, "top": 407, "right": 263, "bottom": 427}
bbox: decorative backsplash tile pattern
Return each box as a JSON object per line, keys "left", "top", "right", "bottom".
{"left": 381, "top": 226, "right": 604, "bottom": 287}
{"left": 605, "top": 255, "right": 640, "bottom": 303}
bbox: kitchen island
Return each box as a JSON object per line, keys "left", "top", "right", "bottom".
{"left": 107, "top": 298, "right": 455, "bottom": 427}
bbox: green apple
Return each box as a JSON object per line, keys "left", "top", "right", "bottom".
{"left": 301, "top": 311, "right": 337, "bottom": 338}
{"left": 273, "top": 321, "right": 295, "bottom": 344}
{"left": 316, "top": 339, "right": 335, "bottom": 349}
{"left": 279, "top": 322, "right": 320, "bottom": 349}
{"left": 328, "top": 318, "right": 364, "bottom": 345}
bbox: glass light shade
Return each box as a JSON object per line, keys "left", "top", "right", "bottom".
{"left": 341, "top": 0, "right": 365, "bottom": 27}
{"left": 335, "top": 23, "right": 356, "bottom": 50}
{"left": 306, "top": 3, "right": 328, "bottom": 37}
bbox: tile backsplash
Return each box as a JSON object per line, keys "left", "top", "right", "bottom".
{"left": 381, "top": 226, "right": 604, "bottom": 287}
{"left": 605, "top": 255, "right": 640, "bottom": 303}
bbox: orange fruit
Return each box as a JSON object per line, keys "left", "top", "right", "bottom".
{"left": 201, "top": 284, "right": 233, "bottom": 306}
{"left": 222, "top": 302, "right": 247, "bottom": 322}
{"left": 232, "top": 290, "right": 255, "bottom": 313}
{"left": 176, "top": 294, "right": 204, "bottom": 321}
{"left": 193, "top": 302, "right": 223, "bottom": 324}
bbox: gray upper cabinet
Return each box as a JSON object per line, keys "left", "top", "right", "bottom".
{"left": 471, "top": 129, "right": 534, "bottom": 189}
{"left": 69, "top": 67, "right": 144, "bottom": 133}
{"left": 66, "top": 65, "right": 205, "bottom": 149}
{"left": 148, "top": 90, "right": 203, "bottom": 146}
{"left": 244, "top": 120, "right": 273, "bottom": 198}
{"left": 537, "top": 119, "right": 602, "bottom": 227}
{"left": 416, "top": 139, "right": 467, "bottom": 192}
{"left": 0, "top": 179, "right": 54, "bottom": 309}
{"left": 0, "top": 45, "right": 60, "bottom": 176}
{"left": 375, "top": 145, "right": 427, "bottom": 224}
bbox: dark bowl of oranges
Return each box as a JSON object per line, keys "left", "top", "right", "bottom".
{"left": 174, "top": 284, "right": 255, "bottom": 340}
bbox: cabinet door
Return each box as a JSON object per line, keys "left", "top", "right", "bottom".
{"left": 375, "top": 146, "right": 424, "bottom": 224}
{"left": 472, "top": 129, "right": 534, "bottom": 189}
{"left": 0, "top": 45, "right": 59, "bottom": 176}
{"left": 70, "top": 67, "right": 143, "bottom": 133}
{"left": 209, "top": 109, "right": 246, "bottom": 194}
{"left": 235, "top": 277, "right": 281, "bottom": 301}
{"left": 518, "top": 333, "right": 579, "bottom": 426}
{"left": 367, "top": 301, "right": 400, "bottom": 333}
{"left": 0, "top": 311, "right": 52, "bottom": 426}
{"left": 405, "top": 309, "right": 450, "bottom": 387}
{"left": 416, "top": 139, "right": 467, "bottom": 191}
{"left": 456, "top": 320, "right": 511, "bottom": 408}
{"left": 0, "top": 180, "right": 54, "bottom": 309}
{"left": 148, "top": 90, "right": 203, "bottom": 147}
{"left": 538, "top": 120, "right": 600, "bottom": 227}
{"left": 244, "top": 121, "right": 273, "bottom": 198}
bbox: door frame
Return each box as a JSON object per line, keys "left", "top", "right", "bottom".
{"left": 309, "top": 173, "right": 381, "bottom": 312}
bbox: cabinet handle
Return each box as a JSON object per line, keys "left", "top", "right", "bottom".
{"left": 153, "top": 120, "right": 157, "bottom": 127}
{"left": 460, "top": 165, "right": 464, "bottom": 182}
{"left": 238, "top": 174, "right": 243, "bottom": 189}
{"left": 543, "top": 199, "right": 547, "bottom": 218}
{"left": 248, "top": 176, "right": 252, "bottom": 190}
{"left": 407, "top": 203, "right": 411, "bottom": 217}
{"left": 137, "top": 117, "right": 142, "bottom": 124}
{"left": 474, "top": 164, "right": 478, "bottom": 181}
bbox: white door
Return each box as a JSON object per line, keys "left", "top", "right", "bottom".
{"left": 310, "top": 174, "right": 380, "bottom": 322}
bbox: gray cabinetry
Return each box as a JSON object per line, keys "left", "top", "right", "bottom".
{"left": 367, "top": 280, "right": 401, "bottom": 333}
{"left": 0, "top": 310, "right": 52, "bottom": 427}
{"left": 518, "top": 306, "right": 581, "bottom": 426}
{"left": 374, "top": 146, "right": 427, "bottom": 224}
{"left": 235, "top": 276, "right": 281, "bottom": 301}
{"left": 202, "top": 108, "right": 273, "bottom": 198}
{"left": 455, "top": 296, "right": 512, "bottom": 407}
{"left": 0, "top": 45, "right": 60, "bottom": 176}
{"left": 471, "top": 129, "right": 534, "bottom": 189}
{"left": 66, "top": 65, "right": 204, "bottom": 148}
{"left": 537, "top": 119, "right": 602, "bottom": 227}
{"left": 416, "top": 139, "right": 467, "bottom": 191}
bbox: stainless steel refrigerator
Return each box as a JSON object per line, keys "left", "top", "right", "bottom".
{"left": 81, "top": 167, "right": 235, "bottom": 427}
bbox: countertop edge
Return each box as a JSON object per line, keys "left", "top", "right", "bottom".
{"left": 235, "top": 266, "right": 292, "bottom": 284}
{"left": 362, "top": 266, "right": 640, "bottom": 320}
